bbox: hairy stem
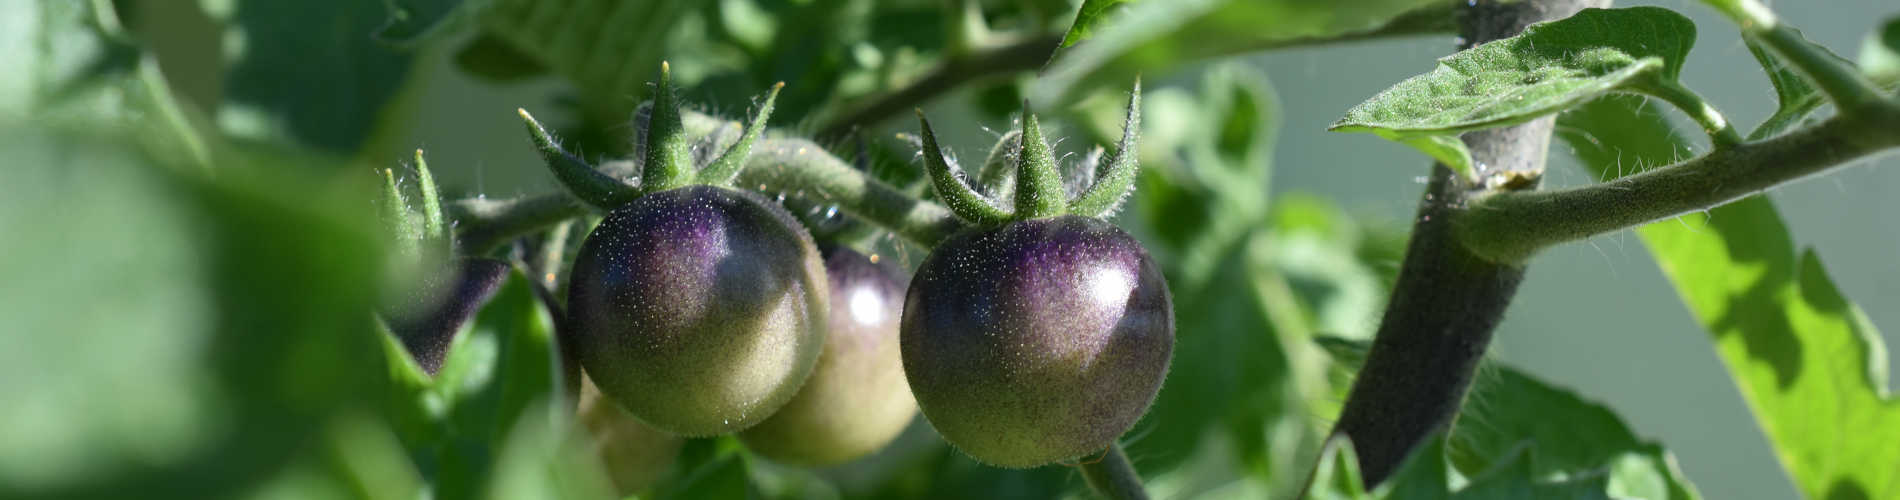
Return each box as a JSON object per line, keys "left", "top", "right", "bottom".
{"left": 1636, "top": 79, "right": 1742, "bottom": 148}
{"left": 1325, "top": 0, "right": 1603, "bottom": 487}
{"left": 454, "top": 112, "right": 967, "bottom": 252}
{"left": 1456, "top": 110, "right": 1900, "bottom": 264}
{"left": 1078, "top": 444, "right": 1148, "bottom": 500}
{"left": 732, "top": 133, "right": 969, "bottom": 246}
{"left": 449, "top": 193, "right": 589, "bottom": 255}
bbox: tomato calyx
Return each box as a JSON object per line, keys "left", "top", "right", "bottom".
{"left": 915, "top": 79, "right": 1142, "bottom": 226}
{"left": 518, "top": 62, "right": 783, "bottom": 210}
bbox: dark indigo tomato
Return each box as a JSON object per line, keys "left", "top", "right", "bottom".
{"left": 901, "top": 215, "right": 1173, "bottom": 468}
{"left": 567, "top": 185, "right": 827, "bottom": 436}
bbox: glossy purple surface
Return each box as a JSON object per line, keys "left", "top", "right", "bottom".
{"left": 740, "top": 244, "right": 917, "bottom": 465}
{"left": 567, "top": 185, "right": 827, "bottom": 436}
{"left": 901, "top": 215, "right": 1173, "bottom": 468}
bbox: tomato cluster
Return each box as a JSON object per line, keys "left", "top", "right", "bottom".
{"left": 509, "top": 70, "right": 1171, "bottom": 469}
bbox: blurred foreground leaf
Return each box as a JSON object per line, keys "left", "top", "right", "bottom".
{"left": 0, "top": 121, "right": 388, "bottom": 498}
{"left": 1559, "top": 95, "right": 1900, "bottom": 500}
{"left": 379, "top": 268, "right": 580, "bottom": 497}
{"left": 220, "top": 0, "right": 416, "bottom": 154}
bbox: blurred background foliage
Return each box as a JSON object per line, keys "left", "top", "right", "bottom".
{"left": 3, "top": 0, "right": 1897, "bottom": 499}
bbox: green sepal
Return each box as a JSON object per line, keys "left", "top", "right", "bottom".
{"left": 413, "top": 149, "right": 447, "bottom": 240}
{"left": 1013, "top": 102, "right": 1067, "bottom": 219}
{"left": 699, "top": 81, "right": 784, "bottom": 186}
{"left": 381, "top": 167, "right": 422, "bottom": 257}
{"left": 643, "top": 61, "right": 692, "bottom": 193}
{"left": 1069, "top": 80, "right": 1142, "bottom": 217}
{"left": 917, "top": 110, "right": 1012, "bottom": 226}
{"left": 517, "top": 108, "right": 641, "bottom": 210}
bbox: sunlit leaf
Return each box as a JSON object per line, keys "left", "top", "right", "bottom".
{"left": 1559, "top": 95, "right": 1900, "bottom": 500}
{"left": 1331, "top": 7, "right": 1694, "bottom": 137}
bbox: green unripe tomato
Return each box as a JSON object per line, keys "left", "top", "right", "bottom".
{"left": 578, "top": 375, "right": 684, "bottom": 495}
{"left": 739, "top": 244, "right": 917, "bottom": 466}
{"left": 902, "top": 215, "right": 1173, "bottom": 468}
{"left": 567, "top": 185, "right": 828, "bottom": 436}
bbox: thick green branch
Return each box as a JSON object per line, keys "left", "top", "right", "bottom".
{"left": 1326, "top": 0, "right": 1600, "bottom": 488}
{"left": 1078, "top": 444, "right": 1148, "bottom": 500}
{"left": 1455, "top": 111, "right": 1900, "bottom": 264}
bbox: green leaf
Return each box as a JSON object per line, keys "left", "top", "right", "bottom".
{"left": 452, "top": 32, "right": 550, "bottom": 83}
{"left": 0, "top": 121, "right": 387, "bottom": 498}
{"left": 1035, "top": 0, "right": 1449, "bottom": 105}
{"left": 1860, "top": 16, "right": 1900, "bottom": 88}
{"left": 221, "top": 1, "right": 416, "bottom": 154}
{"left": 1302, "top": 435, "right": 1615, "bottom": 499}
{"left": 488, "top": 0, "right": 697, "bottom": 121}
{"left": 1399, "top": 135, "right": 1477, "bottom": 181}
{"left": 1331, "top": 7, "right": 1695, "bottom": 138}
{"left": 1058, "top": 0, "right": 1136, "bottom": 50}
{"left": 1744, "top": 34, "right": 1831, "bottom": 140}
{"left": 1319, "top": 335, "right": 1704, "bottom": 500}
{"left": 1559, "top": 95, "right": 1900, "bottom": 500}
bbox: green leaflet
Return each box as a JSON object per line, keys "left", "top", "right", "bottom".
{"left": 221, "top": 1, "right": 415, "bottom": 154}
{"left": 1304, "top": 435, "right": 1613, "bottom": 500}
{"left": 1861, "top": 17, "right": 1900, "bottom": 88}
{"left": 1317, "top": 338, "right": 1703, "bottom": 500}
{"left": 1744, "top": 33, "right": 1832, "bottom": 140}
{"left": 1331, "top": 7, "right": 1696, "bottom": 135}
{"left": 389, "top": 0, "right": 696, "bottom": 121}
{"left": 1058, "top": 0, "right": 1137, "bottom": 51}
{"left": 1330, "top": 7, "right": 1699, "bottom": 178}
{"left": 1035, "top": 0, "right": 1447, "bottom": 105}
{"left": 1558, "top": 96, "right": 1900, "bottom": 500}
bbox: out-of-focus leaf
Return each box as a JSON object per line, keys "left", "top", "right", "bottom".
{"left": 1560, "top": 95, "right": 1900, "bottom": 500}
{"left": 1331, "top": 7, "right": 1696, "bottom": 169}
{"left": 2, "top": 0, "right": 139, "bottom": 118}
{"left": 650, "top": 439, "right": 755, "bottom": 500}
{"left": 379, "top": 0, "right": 486, "bottom": 44}
{"left": 1861, "top": 16, "right": 1900, "bottom": 87}
{"left": 483, "top": 408, "right": 615, "bottom": 500}
{"left": 1321, "top": 336, "right": 1703, "bottom": 499}
{"left": 0, "top": 120, "right": 387, "bottom": 498}
{"left": 1035, "top": 0, "right": 1448, "bottom": 106}
{"left": 453, "top": 32, "right": 550, "bottom": 83}
{"left": 1058, "top": 0, "right": 1136, "bottom": 50}
{"left": 220, "top": 1, "right": 415, "bottom": 154}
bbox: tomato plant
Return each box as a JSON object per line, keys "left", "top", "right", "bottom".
{"left": 8, "top": 0, "right": 1900, "bottom": 499}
